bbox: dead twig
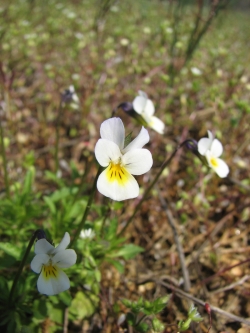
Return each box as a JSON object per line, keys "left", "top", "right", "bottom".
{"left": 157, "top": 186, "right": 191, "bottom": 292}
{"left": 210, "top": 275, "right": 250, "bottom": 294}
{"left": 158, "top": 280, "right": 250, "bottom": 327}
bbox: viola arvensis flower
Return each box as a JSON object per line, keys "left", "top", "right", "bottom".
{"left": 95, "top": 117, "right": 153, "bottom": 201}
{"left": 132, "top": 90, "right": 165, "bottom": 134}
{"left": 198, "top": 130, "right": 229, "bottom": 178}
{"left": 31, "top": 232, "right": 76, "bottom": 296}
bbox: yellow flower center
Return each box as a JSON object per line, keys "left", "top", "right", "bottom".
{"left": 106, "top": 162, "right": 129, "bottom": 185}
{"left": 42, "top": 262, "right": 58, "bottom": 280}
{"left": 210, "top": 157, "right": 218, "bottom": 167}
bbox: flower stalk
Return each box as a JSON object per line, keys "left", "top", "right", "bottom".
{"left": 118, "top": 139, "right": 196, "bottom": 236}
{"left": 55, "top": 100, "right": 63, "bottom": 174}
{"left": 8, "top": 230, "right": 42, "bottom": 305}
{"left": 70, "top": 165, "right": 102, "bottom": 247}
{"left": 0, "top": 118, "right": 10, "bottom": 198}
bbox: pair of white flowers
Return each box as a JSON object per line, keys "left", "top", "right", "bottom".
{"left": 94, "top": 118, "right": 230, "bottom": 201}
{"left": 31, "top": 102, "right": 229, "bottom": 296}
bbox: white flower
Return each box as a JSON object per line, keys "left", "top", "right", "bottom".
{"left": 198, "top": 130, "right": 229, "bottom": 178}
{"left": 132, "top": 91, "right": 165, "bottom": 134}
{"left": 191, "top": 67, "right": 202, "bottom": 76}
{"left": 95, "top": 118, "right": 153, "bottom": 201}
{"left": 31, "top": 232, "right": 77, "bottom": 296}
{"left": 80, "top": 228, "right": 95, "bottom": 239}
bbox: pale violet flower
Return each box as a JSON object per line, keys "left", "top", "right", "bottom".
{"left": 198, "top": 130, "right": 229, "bottom": 178}
{"left": 132, "top": 91, "right": 165, "bottom": 134}
{"left": 95, "top": 118, "right": 153, "bottom": 201}
{"left": 31, "top": 232, "right": 76, "bottom": 296}
{"left": 61, "top": 85, "right": 79, "bottom": 109}
{"left": 80, "top": 228, "right": 95, "bottom": 240}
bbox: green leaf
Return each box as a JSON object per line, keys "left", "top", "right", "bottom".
{"left": 58, "top": 291, "right": 72, "bottom": 307}
{"left": 45, "top": 171, "right": 65, "bottom": 187}
{"left": 43, "top": 196, "right": 56, "bottom": 214}
{"left": 0, "top": 276, "right": 9, "bottom": 300}
{"left": 105, "top": 218, "right": 118, "bottom": 240}
{"left": 68, "top": 291, "right": 99, "bottom": 320}
{"left": 106, "top": 259, "right": 124, "bottom": 273}
{"left": 0, "top": 242, "right": 22, "bottom": 260}
{"left": 136, "top": 322, "right": 149, "bottom": 333}
{"left": 0, "top": 252, "right": 17, "bottom": 270}
{"left": 114, "top": 244, "right": 144, "bottom": 259}
{"left": 22, "top": 168, "right": 35, "bottom": 195}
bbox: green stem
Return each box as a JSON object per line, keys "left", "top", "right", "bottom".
{"left": 70, "top": 165, "right": 102, "bottom": 247}
{"left": 55, "top": 100, "right": 63, "bottom": 174}
{"left": 72, "top": 157, "right": 93, "bottom": 205}
{"left": 0, "top": 118, "right": 10, "bottom": 198}
{"left": 8, "top": 230, "right": 41, "bottom": 305}
{"left": 100, "top": 198, "right": 113, "bottom": 237}
{"left": 135, "top": 314, "right": 147, "bottom": 328}
{"left": 118, "top": 140, "right": 192, "bottom": 237}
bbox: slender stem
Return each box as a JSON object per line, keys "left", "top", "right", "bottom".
{"left": 72, "top": 156, "right": 93, "bottom": 205}
{"left": 55, "top": 100, "right": 63, "bottom": 174}
{"left": 118, "top": 140, "right": 194, "bottom": 237}
{"left": 0, "top": 118, "right": 10, "bottom": 198}
{"left": 135, "top": 314, "right": 147, "bottom": 327}
{"left": 100, "top": 198, "right": 113, "bottom": 237}
{"left": 70, "top": 165, "right": 102, "bottom": 247}
{"left": 8, "top": 230, "right": 40, "bottom": 305}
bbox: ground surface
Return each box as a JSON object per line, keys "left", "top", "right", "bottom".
{"left": 0, "top": 1, "right": 250, "bottom": 332}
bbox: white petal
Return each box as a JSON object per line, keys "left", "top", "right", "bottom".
{"left": 149, "top": 116, "right": 165, "bottom": 134}
{"left": 52, "top": 249, "right": 77, "bottom": 268}
{"left": 208, "top": 156, "right": 229, "bottom": 178}
{"left": 207, "top": 130, "right": 213, "bottom": 141}
{"left": 210, "top": 139, "right": 223, "bottom": 157}
{"left": 138, "top": 90, "right": 148, "bottom": 98}
{"left": 100, "top": 118, "right": 125, "bottom": 150}
{"left": 144, "top": 99, "right": 155, "bottom": 117}
{"left": 31, "top": 254, "right": 50, "bottom": 273}
{"left": 95, "top": 139, "right": 122, "bottom": 167}
{"left": 97, "top": 168, "right": 139, "bottom": 201}
{"left": 122, "top": 149, "right": 153, "bottom": 175}
{"left": 133, "top": 95, "right": 147, "bottom": 114}
{"left": 37, "top": 268, "right": 70, "bottom": 296}
{"left": 53, "top": 232, "right": 70, "bottom": 254}
{"left": 34, "top": 239, "right": 54, "bottom": 255}
{"left": 198, "top": 137, "right": 212, "bottom": 156}
{"left": 123, "top": 127, "right": 149, "bottom": 153}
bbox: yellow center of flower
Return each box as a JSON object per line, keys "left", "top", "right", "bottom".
{"left": 210, "top": 157, "right": 218, "bottom": 167}
{"left": 106, "top": 162, "right": 129, "bottom": 185}
{"left": 42, "top": 262, "right": 58, "bottom": 280}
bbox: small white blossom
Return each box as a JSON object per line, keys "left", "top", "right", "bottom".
{"left": 198, "top": 130, "right": 229, "bottom": 178}
{"left": 80, "top": 229, "right": 95, "bottom": 239}
{"left": 31, "top": 232, "right": 76, "bottom": 296}
{"left": 95, "top": 118, "right": 153, "bottom": 201}
{"left": 191, "top": 67, "right": 202, "bottom": 76}
{"left": 132, "top": 91, "right": 165, "bottom": 134}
